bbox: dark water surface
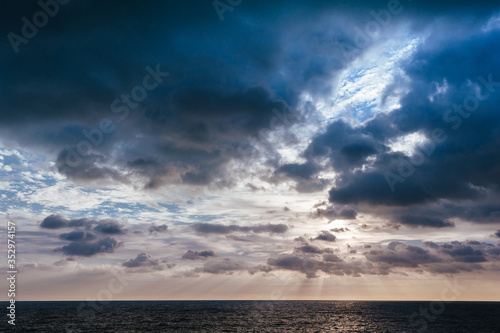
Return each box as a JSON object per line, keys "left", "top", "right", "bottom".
{"left": 1, "top": 301, "right": 499, "bottom": 332}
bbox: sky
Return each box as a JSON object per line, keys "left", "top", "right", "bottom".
{"left": 1, "top": 0, "right": 500, "bottom": 302}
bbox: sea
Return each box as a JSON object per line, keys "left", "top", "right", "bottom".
{"left": 1, "top": 301, "right": 499, "bottom": 332}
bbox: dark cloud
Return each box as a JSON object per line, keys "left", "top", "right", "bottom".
{"left": 40, "top": 215, "right": 127, "bottom": 258}
{"left": 365, "top": 242, "right": 442, "bottom": 268}
{"left": 365, "top": 240, "right": 500, "bottom": 272}
{"left": 182, "top": 250, "right": 217, "bottom": 260}
{"left": 40, "top": 214, "right": 90, "bottom": 229}
{"left": 323, "top": 254, "right": 342, "bottom": 262}
{"left": 56, "top": 151, "right": 128, "bottom": 184}
{"left": 122, "top": 252, "right": 163, "bottom": 269}
{"left": 313, "top": 205, "right": 358, "bottom": 220}
{"left": 304, "top": 120, "right": 389, "bottom": 175}
{"left": 0, "top": 0, "right": 461, "bottom": 190}
{"left": 40, "top": 215, "right": 129, "bottom": 236}
{"left": 94, "top": 220, "right": 127, "bottom": 235}
{"left": 274, "top": 162, "right": 320, "bottom": 180}
{"left": 269, "top": 22, "right": 500, "bottom": 233}
{"left": 56, "top": 237, "right": 121, "bottom": 257}
{"left": 312, "top": 231, "right": 337, "bottom": 242}
{"left": 40, "top": 215, "right": 67, "bottom": 229}
{"left": 325, "top": 29, "right": 500, "bottom": 208}
{"left": 267, "top": 254, "right": 321, "bottom": 278}
{"left": 328, "top": 171, "right": 436, "bottom": 206}
{"left": 269, "top": 160, "right": 330, "bottom": 193}
{"left": 266, "top": 239, "right": 500, "bottom": 278}
{"left": 295, "top": 244, "right": 330, "bottom": 254}
{"left": 495, "top": 230, "right": 500, "bottom": 238}
{"left": 0, "top": 0, "right": 303, "bottom": 190}
{"left": 251, "top": 223, "right": 289, "bottom": 234}
{"left": 148, "top": 224, "right": 168, "bottom": 234}
{"left": 2, "top": 0, "right": 499, "bottom": 199}
{"left": 423, "top": 241, "right": 490, "bottom": 263}
{"left": 438, "top": 202, "right": 500, "bottom": 224}
{"left": 191, "top": 223, "right": 288, "bottom": 234}
{"left": 266, "top": 253, "right": 383, "bottom": 278}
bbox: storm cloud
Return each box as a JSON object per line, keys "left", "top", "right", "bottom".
{"left": 40, "top": 215, "right": 90, "bottom": 229}
{"left": 264, "top": 239, "right": 500, "bottom": 278}
{"left": 56, "top": 237, "right": 121, "bottom": 257}
{"left": 182, "top": 250, "right": 217, "bottom": 260}
{"left": 148, "top": 224, "right": 168, "bottom": 234}
{"left": 94, "top": 220, "right": 127, "bottom": 235}
{"left": 3, "top": 0, "right": 500, "bottom": 300}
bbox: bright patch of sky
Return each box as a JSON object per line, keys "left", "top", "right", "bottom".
{"left": 266, "top": 35, "right": 420, "bottom": 169}
{"left": 482, "top": 12, "right": 500, "bottom": 32}
{"left": 322, "top": 36, "right": 419, "bottom": 124}
{"left": 387, "top": 131, "right": 429, "bottom": 156}
{"left": 0, "top": 139, "right": 327, "bottom": 237}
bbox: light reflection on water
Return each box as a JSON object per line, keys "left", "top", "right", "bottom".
{"left": 2, "top": 301, "right": 499, "bottom": 332}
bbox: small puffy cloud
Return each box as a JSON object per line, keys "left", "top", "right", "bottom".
{"left": 94, "top": 220, "right": 127, "bottom": 235}
{"left": 295, "top": 244, "right": 329, "bottom": 254}
{"left": 56, "top": 237, "right": 121, "bottom": 257}
{"left": 40, "top": 214, "right": 68, "bottom": 229}
{"left": 312, "top": 231, "right": 336, "bottom": 242}
{"left": 40, "top": 215, "right": 128, "bottom": 259}
{"left": 191, "top": 223, "right": 288, "bottom": 234}
{"left": 148, "top": 224, "right": 168, "bottom": 234}
{"left": 40, "top": 215, "right": 128, "bottom": 236}
{"left": 251, "top": 224, "right": 288, "bottom": 233}
{"left": 40, "top": 214, "right": 90, "bottom": 229}
{"left": 182, "top": 250, "right": 217, "bottom": 260}
{"left": 313, "top": 206, "right": 358, "bottom": 220}
{"left": 122, "top": 252, "right": 164, "bottom": 269}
